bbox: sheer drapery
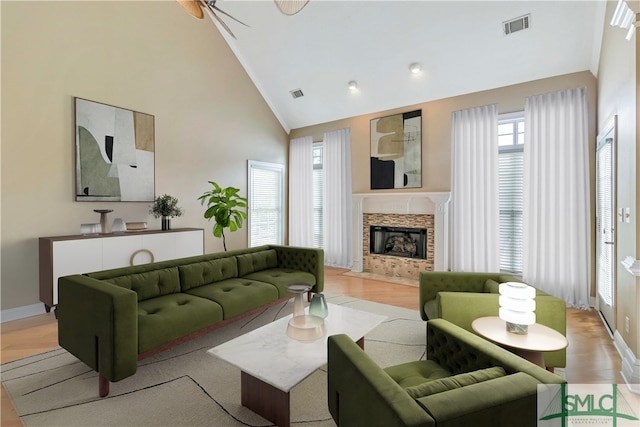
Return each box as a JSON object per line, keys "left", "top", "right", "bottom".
{"left": 523, "top": 87, "right": 590, "bottom": 308}
{"left": 323, "top": 128, "right": 353, "bottom": 268}
{"left": 288, "top": 136, "right": 314, "bottom": 247}
{"left": 451, "top": 104, "right": 500, "bottom": 272}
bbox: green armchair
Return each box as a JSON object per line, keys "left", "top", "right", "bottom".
{"left": 327, "top": 319, "right": 566, "bottom": 427}
{"left": 419, "top": 272, "right": 567, "bottom": 369}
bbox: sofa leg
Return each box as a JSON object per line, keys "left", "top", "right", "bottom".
{"left": 99, "top": 373, "right": 110, "bottom": 397}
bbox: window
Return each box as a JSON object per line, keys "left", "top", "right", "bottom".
{"left": 312, "top": 143, "right": 324, "bottom": 248}
{"left": 248, "top": 160, "right": 285, "bottom": 247}
{"left": 498, "top": 113, "right": 524, "bottom": 274}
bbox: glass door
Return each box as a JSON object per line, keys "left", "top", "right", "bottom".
{"left": 595, "top": 118, "right": 616, "bottom": 334}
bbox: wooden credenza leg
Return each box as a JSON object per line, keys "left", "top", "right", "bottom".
{"left": 99, "top": 373, "right": 110, "bottom": 397}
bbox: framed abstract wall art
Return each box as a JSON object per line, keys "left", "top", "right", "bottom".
{"left": 74, "top": 97, "right": 155, "bottom": 201}
{"left": 370, "top": 109, "right": 422, "bottom": 189}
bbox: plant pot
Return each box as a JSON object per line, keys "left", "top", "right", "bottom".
{"left": 161, "top": 216, "right": 170, "bottom": 231}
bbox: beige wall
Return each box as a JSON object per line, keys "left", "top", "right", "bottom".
{"left": 598, "top": 1, "right": 638, "bottom": 356}
{"left": 290, "top": 71, "right": 597, "bottom": 195}
{"left": 0, "top": 1, "right": 288, "bottom": 310}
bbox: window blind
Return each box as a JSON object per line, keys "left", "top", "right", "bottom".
{"left": 248, "top": 161, "right": 284, "bottom": 247}
{"left": 498, "top": 149, "right": 524, "bottom": 273}
{"left": 312, "top": 144, "right": 324, "bottom": 248}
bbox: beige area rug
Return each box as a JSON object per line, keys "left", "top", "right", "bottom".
{"left": 1, "top": 295, "right": 426, "bottom": 427}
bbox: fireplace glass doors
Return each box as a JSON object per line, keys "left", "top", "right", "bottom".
{"left": 369, "top": 226, "right": 427, "bottom": 260}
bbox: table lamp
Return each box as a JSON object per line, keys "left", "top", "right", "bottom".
{"left": 499, "top": 282, "right": 536, "bottom": 334}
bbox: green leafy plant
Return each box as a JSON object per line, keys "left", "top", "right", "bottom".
{"left": 198, "top": 181, "right": 248, "bottom": 251}
{"left": 149, "top": 194, "right": 184, "bottom": 218}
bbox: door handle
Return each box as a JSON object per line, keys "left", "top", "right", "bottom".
{"left": 604, "top": 242, "right": 614, "bottom": 245}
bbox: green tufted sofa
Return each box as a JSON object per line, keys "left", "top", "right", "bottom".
{"left": 327, "top": 318, "right": 566, "bottom": 427}
{"left": 419, "top": 272, "right": 567, "bottom": 369}
{"left": 57, "top": 244, "right": 323, "bottom": 397}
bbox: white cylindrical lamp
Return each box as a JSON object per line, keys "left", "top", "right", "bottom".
{"left": 499, "top": 282, "right": 536, "bottom": 334}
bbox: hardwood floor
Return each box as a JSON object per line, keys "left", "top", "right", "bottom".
{"left": 1, "top": 267, "right": 624, "bottom": 426}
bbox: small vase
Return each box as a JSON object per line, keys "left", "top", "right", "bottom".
{"left": 309, "top": 293, "right": 328, "bottom": 318}
{"left": 161, "top": 216, "right": 170, "bottom": 231}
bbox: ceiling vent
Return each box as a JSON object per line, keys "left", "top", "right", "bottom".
{"left": 503, "top": 14, "right": 530, "bottom": 35}
{"left": 290, "top": 88, "right": 304, "bottom": 99}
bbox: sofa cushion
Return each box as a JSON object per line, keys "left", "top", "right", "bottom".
{"left": 185, "top": 278, "right": 279, "bottom": 319}
{"left": 105, "top": 267, "right": 180, "bottom": 302}
{"left": 137, "top": 293, "right": 223, "bottom": 353}
{"left": 242, "top": 269, "right": 317, "bottom": 297}
{"left": 383, "top": 360, "right": 451, "bottom": 388}
{"left": 236, "top": 250, "right": 278, "bottom": 276}
{"left": 404, "top": 366, "right": 506, "bottom": 399}
{"left": 178, "top": 257, "right": 238, "bottom": 291}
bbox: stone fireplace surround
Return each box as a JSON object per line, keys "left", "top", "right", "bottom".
{"left": 352, "top": 192, "right": 451, "bottom": 280}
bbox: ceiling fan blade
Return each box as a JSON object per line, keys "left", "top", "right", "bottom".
{"left": 274, "top": 0, "right": 309, "bottom": 16}
{"left": 206, "top": 8, "right": 238, "bottom": 39}
{"left": 210, "top": 4, "right": 249, "bottom": 27}
{"left": 176, "top": 0, "right": 204, "bottom": 19}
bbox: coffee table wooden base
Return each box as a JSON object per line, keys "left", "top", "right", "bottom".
{"left": 239, "top": 336, "right": 365, "bottom": 427}
{"left": 241, "top": 372, "right": 290, "bottom": 427}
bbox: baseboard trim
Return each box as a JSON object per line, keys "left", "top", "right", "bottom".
{"left": 613, "top": 330, "right": 640, "bottom": 394}
{"left": 1, "top": 303, "right": 46, "bottom": 323}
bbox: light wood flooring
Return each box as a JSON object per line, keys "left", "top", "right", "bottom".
{"left": 1, "top": 267, "right": 624, "bottom": 426}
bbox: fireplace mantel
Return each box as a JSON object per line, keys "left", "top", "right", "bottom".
{"left": 352, "top": 192, "right": 451, "bottom": 273}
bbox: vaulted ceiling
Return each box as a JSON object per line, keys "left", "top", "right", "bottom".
{"left": 203, "top": 1, "right": 606, "bottom": 132}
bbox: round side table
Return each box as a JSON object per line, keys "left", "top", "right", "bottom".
{"left": 471, "top": 316, "right": 568, "bottom": 368}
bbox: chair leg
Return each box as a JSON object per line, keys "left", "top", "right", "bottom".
{"left": 99, "top": 373, "right": 110, "bottom": 397}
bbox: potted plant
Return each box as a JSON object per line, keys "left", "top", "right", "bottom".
{"left": 198, "top": 181, "right": 247, "bottom": 251}
{"left": 150, "top": 194, "right": 184, "bottom": 230}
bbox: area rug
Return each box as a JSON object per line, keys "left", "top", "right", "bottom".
{"left": 1, "top": 295, "right": 426, "bottom": 426}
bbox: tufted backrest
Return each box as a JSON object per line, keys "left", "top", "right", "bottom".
{"left": 273, "top": 245, "right": 323, "bottom": 274}
{"left": 426, "top": 318, "right": 543, "bottom": 377}
{"left": 102, "top": 267, "right": 181, "bottom": 302}
{"left": 178, "top": 257, "right": 239, "bottom": 291}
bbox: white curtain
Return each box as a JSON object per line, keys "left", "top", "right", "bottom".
{"left": 523, "top": 87, "right": 590, "bottom": 308}
{"left": 451, "top": 104, "right": 500, "bottom": 272}
{"left": 288, "top": 136, "right": 314, "bottom": 247}
{"left": 323, "top": 128, "right": 353, "bottom": 268}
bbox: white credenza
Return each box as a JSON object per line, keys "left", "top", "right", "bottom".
{"left": 39, "top": 228, "right": 204, "bottom": 312}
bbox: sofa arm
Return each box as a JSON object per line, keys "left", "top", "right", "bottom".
{"left": 419, "top": 272, "right": 500, "bottom": 320}
{"left": 328, "top": 334, "right": 435, "bottom": 427}
{"left": 271, "top": 245, "right": 324, "bottom": 293}
{"left": 436, "top": 292, "right": 567, "bottom": 368}
{"left": 57, "top": 275, "right": 138, "bottom": 383}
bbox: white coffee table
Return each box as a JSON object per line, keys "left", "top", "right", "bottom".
{"left": 207, "top": 303, "right": 387, "bottom": 427}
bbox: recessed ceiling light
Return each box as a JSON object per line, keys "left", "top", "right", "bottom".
{"left": 409, "top": 63, "right": 422, "bottom": 74}
{"left": 348, "top": 81, "right": 358, "bottom": 91}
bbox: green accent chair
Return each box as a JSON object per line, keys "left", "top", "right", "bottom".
{"left": 327, "top": 318, "right": 566, "bottom": 427}
{"left": 419, "top": 271, "right": 567, "bottom": 369}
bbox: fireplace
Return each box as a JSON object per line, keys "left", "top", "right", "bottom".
{"left": 352, "top": 192, "right": 451, "bottom": 280}
{"left": 370, "top": 226, "right": 427, "bottom": 260}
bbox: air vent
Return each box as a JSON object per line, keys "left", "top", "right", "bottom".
{"left": 503, "top": 14, "right": 530, "bottom": 35}
{"left": 290, "top": 88, "right": 304, "bottom": 99}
